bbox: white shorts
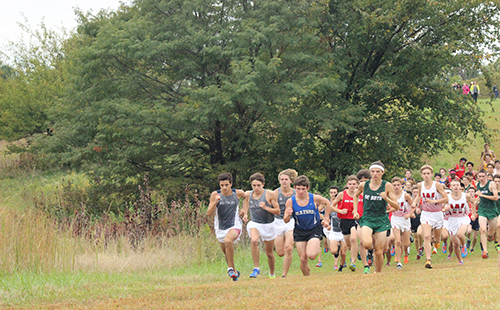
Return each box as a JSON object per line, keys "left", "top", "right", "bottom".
{"left": 274, "top": 218, "right": 295, "bottom": 236}
{"left": 247, "top": 221, "right": 277, "bottom": 241}
{"left": 443, "top": 219, "right": 449, "bottom": 231}
{"left": 448, "top": 216, "right": 471, "bottom": 236}
{"left": 420, "top": 211, "right": 444, "bottom": 229}
{"left": 328, "top": 230, "right": 345, "bottom": 242}
{"left": 391, "top": 215, "right": 411, "bottom": 233}
{"left": 215, "top": 226, "right": 242, "bottom": 243}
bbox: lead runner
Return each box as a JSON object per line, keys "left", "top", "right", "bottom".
{"left": 352, "top": 161, "right": 400, "bottom": 273}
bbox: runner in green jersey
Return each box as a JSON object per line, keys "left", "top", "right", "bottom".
{"left": 353, "top": 161, "right": 399, "bottom": 273}
{"left": 475, "top": 169, "right": 499, "bottom": 259}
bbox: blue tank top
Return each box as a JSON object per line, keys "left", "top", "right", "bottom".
{"left": 292, "top": 193, "right": 320, "bottom": 230}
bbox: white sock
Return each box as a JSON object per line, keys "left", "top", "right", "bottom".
{"left": 227, "top": 267, "right": 234, "bottom": 272}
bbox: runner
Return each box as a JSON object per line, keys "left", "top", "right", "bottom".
{"left": 466, "top": 162, "right": 477, "bottom": 180}
{"left": 475, "top": 169, "right": 499, "bottom": 259}
{"left": 242, "top": 173, "right": 280, "bottom": 278}
{"left": 207, "top": 172, "right": 247, "bottom": 281}
{"left": 466, "top": 186, "right": 480, "bottom": 253}
{"left": 327, "top": 186, "right": 347, "bottom": 271}
{"left": 443, "top": 179, "right": 475, "bottom": 265}
{"left": 410, "top": 185, "right": 424, "bottom": 260}
{"left": 352, "top": 161, "right": 400, "bottom": 273}
{"left": 412, "top": 165, "right": 449, "bottom": 269}
{"left": 453, "top": 158, "right": 467, "bottom": 180}
{"left": 330, "top": 175, "right": 366, "bottom": 273}
{"left": 317, "top": 186, "right": 340, "bottom": 268}
{"left": 273, "top": 169, "right": 298, "bottom": 278}
{"left": 480, "top": 143, "right": 496, "bottom": 164}
{"left": 283, "top": 175, "right": 331, "bottom": 276}
{"left": 390, "top": 177, "right": 414, "bottom": 269}
{"left": 356, "top": 169, "right": 372, "bottom": 268}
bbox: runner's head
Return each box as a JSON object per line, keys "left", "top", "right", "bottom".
{"left": 411, "top": 186, "right": 419, "bottom": 197}
{"left": 278, "top": 169, "right": 298, "bottom": 188}
{"left": 420, "top": 164, "right": 434, "bottom": 181}
{"left": 369, "top": 161, "right": 385, "bottom": 180}
{"left": 391, "top": 177, "right": 403, "bottom": 192}
{"left": 466, "top": 162, "right": 474, "bottom": 171}
{"left": 356, "top": 169, "right": 371, "bottom": 181}
{"left": 329, "top": 185, "right": 339, "bottom": 199}
{"left": 484, "top": 153, "right": 492, "bottom": 162}
{"left": 405, "top": 169, "right": 412, "bottom": 179}
{"left": 345, "top": 175, "right": 359, "bottom": 191}
{"left": 249, "top": 173, "right": 265, "bottom": 193}
{"left": 218, "top": 172, "right": 233, "bottom": 193}
{"left": 487, "top": 163, "right": 494, "bottom": 174}
{"left": 493, "top": 174, "right": 500, "bottom": 188}
{"left": 477, "top": 169, "right": 487, "bottom": 183}
{"left": 459, "top": 157, "right": 467, "bottom": 166}
{"left": 294, "top": 175, "right": 310, "bottom": 197}
{"left": 439, "top": 167, "right": 446, "bottom": 177}
{"left": 449, "top": 179, "right": 461, "bottom": 192}
{"left": 466, "top": 186, "right": 475, "bottom": 196}
{"left": 434, "top": 173, "right": 442, "bottom": 182}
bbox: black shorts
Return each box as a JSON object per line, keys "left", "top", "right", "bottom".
{"left": 411, "top": 217, "right": 421, "bottom": 233}
{"left": 340, "top": 219, "right": 359, "bottom": 235}
{"left": 294, "top": 225, "right": 323, "bottom": 242}
{"left": 386, "top": 229, "right": 391, "bottom": 237}
{"left": 471, "top": 217, "right": 479, "bottom": 231}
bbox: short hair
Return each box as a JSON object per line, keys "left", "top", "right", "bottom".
{"left": 477, "top": 169, "right": 487, "bottom": 176}
{"left": 487, "top": 163, "right": 495, "bottom": 168}
{"left": 346, "top": 175, "right": 360, "bottom": 184}
{"left": 357, "top": 169, "right": 371, "bottom": 180}
{"left": 434, "top": 173, "right": 442, "bottom": 178}
{"left": 485, "top": 154, "right": 492, "bottom": 158}
{"left": 405, "top": 169, "right": 411, "bottom": 173}
{"left": 494, "top": 174, "right": 500, "bottom": 180}
{"left": 370, "top": 161, "right": 385, "bottom": 169}
{"left": 450, "top": 179, "right": 461, "bottom": 185}
{"left": 467, "top": 162, "right": 474, "bottom": 167}
{"left": 218, "top": 172, "right": 233, "bottom": 184}
{"left": 460, "top": 157, "right": 467, "bottom": 162}
{"left": 329, "top": 185, "right": 339, "bottom": 191}
{"left": 294, "top": 175, "right": 310, "bottom": 187}
{"left": 464, "top": 171, "right": 474, "bottom": 177}
{"left": 391, "top": 177, "right": 403, "bottom": 184}
{"left": 411, "top": 186, "right": 419, "bottom": 192}
{"left": 278, "top": 169, "right": 298, "bottom": 182}
{"left": 495, "top": 160, "right": 500, "bottom": 164}
{"left": 421, "top": 164, "right": 434, "bottom": 173}
{"left": 484, "top": 143, "right": 489, "bottom": 147}
{"left": 249, "top": 173, "right": 265, "bottom": 184}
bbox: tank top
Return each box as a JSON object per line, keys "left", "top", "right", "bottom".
{"left": 362, "top": 180, "right": 388, "bottom": 217}
{"left": 477, "top": 181, "right": 496, "bottom": 210}
{"left": 447, "top": 192, "right": 469, "bottom": 217}
{"left": 249, "top": 189, "right": 274, "bottom": 224}
{"left": 330, "top": 212, "right": 341, "bottom": 233}
{"left": 338, "top": 191, "right": 355, "bottom": 219}
{"left": 275, "top": 188, "right": 295, "bottom": 219}
{"left": 421, "top": 181, "right": 442, "bottom": 212}
{"left": 393, "top": 192, "right": 410, "bottom": 217}
{"left": 214, "top": 189, "right": 241, "bottom": 230}
{"left": 292, "top": 193, "right": 320, "bottom": 230}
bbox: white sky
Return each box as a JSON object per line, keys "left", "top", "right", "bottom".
{"left": 1, "top": 0, "right": 127, "bottom": 59}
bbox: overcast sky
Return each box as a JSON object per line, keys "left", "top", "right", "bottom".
{"left": 1, "top": 0, "right": 127, "bottom": 58}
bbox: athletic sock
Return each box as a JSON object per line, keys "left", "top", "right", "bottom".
{"left": 334, "top": 253, "right": 339, "bottom": 258}
{"left": 480, "top": 243, "right": 484, "bottom": 251}
{"left": 227, "top": 267, "right": 234, "bottom": 272}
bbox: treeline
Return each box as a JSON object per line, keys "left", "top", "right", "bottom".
{"left": 1, "top": 0, "right": 500, "bottom": 210}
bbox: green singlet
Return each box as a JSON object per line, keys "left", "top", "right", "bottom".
{"left": 477, "top": 181, "right": 499, "bottom": 219}
{"left": 359, "top": 180, "right": 391, "bottom": 233}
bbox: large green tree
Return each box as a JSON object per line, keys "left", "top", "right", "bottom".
{"left": 35, "top": 0, "right": 500, "bottom": 199}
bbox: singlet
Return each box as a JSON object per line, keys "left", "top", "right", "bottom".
{"left": 447, "top": 192, "right": 469, "bottom": 217}
{"left": 421, "top": 181, "right": 442, "bottom": 212}
{"left": 292, "top": 193, "right": 320, "bottom": 230}
{"left": 393, "top": 192, "right": 410, "bottom": 217}
{"left": 337, "top": 191, "right": 363, "bottom": 219}
{"left": 454, "top": 164, "right": 466, "bottom": 179}
{"left": 362, "top": 180, "right": 388, "bottom": 217}
{"left": 249, "top": 189, "right": 274, "bottom": 224}
{"left": 275, "top": 188, "right": 296, "bottom": 219}
{"left": 330, "top": 212, "right": 341, "bottom": 233}
{"left": 214, "top": 189, "right": 242, "bottom": 230}
{"left": 477, "top": 181, "right": 496, "bottom": 210}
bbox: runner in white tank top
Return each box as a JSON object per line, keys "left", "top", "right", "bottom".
{"left": 412, "top": 165, "right": 449, "bottom": 269}
{"left": 442, "top": 179, "right": 475, "bottom": 265}
{"left": 390, "top": 177, "right": 415, "bottom": 269}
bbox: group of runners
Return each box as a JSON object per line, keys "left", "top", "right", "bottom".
{"left": 208, "top": 155, "right": 500, "bottom": 281}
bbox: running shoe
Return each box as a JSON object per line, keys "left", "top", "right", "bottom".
{"left": 397, "top": 263, "right": 402, "bottom": 269}
{"left": 269, "top": 274, "right": 276, "bottom": 279}
{"left": 228, "top": 269, "right": 240, "bottom": 281}
{"left": 343, "top": 263, "right": 347, "bottom": 268}
{"left": 487, "top": 235, "right": 495, "bottom": 242}
{"left": 466, "top": 239, "right": 471, "bottom": 250}
{"left": 495, "top": 243, "right": 500, "bottom": 252}
{"left": 385, "top": 262, "right": 390, "bottom": 267}
{"left": 338, "top": 265, "right": 344, "bottom": 272}
{"left": 419, "top": 248, "right": 423, "bottom": 257}
{"left": 425, "top": 259, "right": 432, "bottom": 269}
{"left": 390, "top": 246, "right": 395, "bottom": 256}
{"left": 458, "top": 260, "right": 464, "bottom": 266}
{"left": 349, "top": 263, "right": 356, "bottom": 272}
{"left": 442, "top": 244, "right": 447, "bottom": 254}
{"left": 357, "top": 253, "right": 362, "bottom": 261}
{"left": 470, "top": 248, "right": 474, "bottom": 253}
{"left": 447, "top": 254, "right": 451, "bottom": 260}
{"left": 416, "top": 254, "right": 421, "bottom": 260}
{"left": 363, "top": 266, "right": 370, "bottom": 274}
{"left": 316, "top": 261, "right": 323, "bottom": 267}
{"left": 461, "top": 245, "right": 468, "bottom": 258}
{"left": 482, "top": 251, "right": 489, "bottom": 259}
{"left": 324, "top": 247, "right": 329, "bottom": 253}
{"left": 410, "top": 235, "right": 414, "bottom": 243}
{"left": 249, "top": 268, "right": 260, "bottom": 278}
{"left": 404, "top": 255, "right": 409, "bottom": 264}
{"left": 281, "top": 275, "right": 286, "bottom": 278}
{"left": 432, "top": 248, "right": 437, "bottom": 255}
{"left": 334, "top": 265, "right": 338, "bottom": 271}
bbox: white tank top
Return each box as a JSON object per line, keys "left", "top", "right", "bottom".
{"left": 393, "top": 192, "right": 410, "bottom": 217}
{"left": 421, "top": 181, "right": 442, "bottom": 212}
{"left": 447, "top": 192, "right": 469, "bottom": 217}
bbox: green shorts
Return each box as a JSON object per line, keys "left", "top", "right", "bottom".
{"left": 478, "top": 206, "right": 499, "bottom": 220}
{"left": 359, "top": 215, "right": 391, "bottom": 234}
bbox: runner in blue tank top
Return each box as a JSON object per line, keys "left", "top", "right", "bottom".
{"left": 352, "top": 161, "right": 400, "bottom": 273}
{"left": 242, "top": 173, "right": 280, "bottom": 278}
{"left": 283, "top": 175, "right": 332, "bottom": 276}
{"left": 207, "top": 172, "right": 247, "bottom": 281}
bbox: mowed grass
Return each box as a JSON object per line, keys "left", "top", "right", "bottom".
{"left": 22, "top": 241, "right": 500, "bottom": 310}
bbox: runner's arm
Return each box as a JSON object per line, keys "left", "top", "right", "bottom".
{"left": 352, "top": 183, "right": 364, "bottom": 219}
{"left": 381, "top": 183, "right": 399, "bottom": 210}
{"left": 207, "top": 191, "right": 220, "bottom": 217}
{"left": 284, "top": 199, "right": 293, "bottom": 223}
{"left": 432, "top": 183, "right": 449, "bottom": 204}
{"left": 242, "top": 191, "right": 251, "bottom": 222}
{"left": 330, "top": 193, "right": 347, "bottom": 214}
{"left": 264, "top": 190, "right": 281, "bottom": 215}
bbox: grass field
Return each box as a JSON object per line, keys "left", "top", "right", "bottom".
{"left": 1, "top": 99, "right": 500, "bottom": 309}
